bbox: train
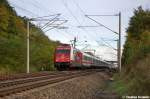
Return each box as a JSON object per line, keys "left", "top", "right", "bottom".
{"left": 54, "top": 44, "right": 112, "bottom": 70}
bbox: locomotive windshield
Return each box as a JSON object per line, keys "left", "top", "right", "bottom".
{"left": 56, "top": 50, "right": 70, "bottom": 54}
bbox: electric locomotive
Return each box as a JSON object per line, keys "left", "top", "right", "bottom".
{"left": 54, "top": 44, "right": 82, "bottom": 70}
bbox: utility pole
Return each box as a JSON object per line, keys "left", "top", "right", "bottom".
{"left": 118, "top": 12, "right": 121, "bottom": 72}
{"left": 117, "top": 39, "right": 119, "bottom": 71}
{"left": 73, "top": 37, "right": 77, "bottom": 48}
{"left": 27, "top": 20, "right": 30, "bottom": 73}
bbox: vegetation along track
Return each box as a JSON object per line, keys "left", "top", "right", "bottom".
{"left": 0, "top": 69, "right": 103, "bottom": 97}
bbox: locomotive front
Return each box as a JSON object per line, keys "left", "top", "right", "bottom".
{"left": 54, "top": 44, "right": 71, "bottom": 70}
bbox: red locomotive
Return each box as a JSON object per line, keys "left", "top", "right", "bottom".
{"left": 54, "top": 44, "right": 111, "bottom": 70}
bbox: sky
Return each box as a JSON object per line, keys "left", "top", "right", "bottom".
{"left": 8, "top": 0, "right": 150, "bottom": 61}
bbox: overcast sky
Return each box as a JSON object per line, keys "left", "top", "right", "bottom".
{"left": 8, "top": 0, "right": 150, "bottom": 61}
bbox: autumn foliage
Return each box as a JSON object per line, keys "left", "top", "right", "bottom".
{"left": 0, "top": 0, "right": 59, "bottom": 74}
{"left": 121, "top": 7, "right": 150, "bottom": 95}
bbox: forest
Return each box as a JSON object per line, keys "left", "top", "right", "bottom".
{"left": 0, "top": 0, "right": 59, "bottom": 74}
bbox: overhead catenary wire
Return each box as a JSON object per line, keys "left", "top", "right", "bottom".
{"left": 21, "top": 0, "right": 73, "bottom": 41}
{"left": 72, "top": 0, "right": 118, "bottom": 52}
{"left": 71, "top": 0, "right": 99, "bottom": 41}
{"left": 16, "top": 0, "right": 41, "bottom": 12}
{"left": 72, "top": 0, "right": 86, "bottom": 16}
{"left": 71, "top": 0, "right": 111, "bottom": 48}
{"left": 32, "top": 1, "right": 72, "bottom": 41}
{"left": 86, "top": 14, "right": 118, "bottom": 16}
{"left": 96, "top": 40, "right": 117, "bottom": 51}
{"left": 61, "top": 0, "right": 97, "bottom": 41}
{"left": 85, "top": 15, "right": 118, "bottom": 35}
{"left": 72, "top": 0, "right": 118, "bottom": 51}
{"left": 15, "top": 0, "right": 60, "bottom": 25}
{"left": 40, "top": 14, "right": 61, "bottom": 29}
{"left": 41, "top": 19, "right": 58, "bottom": 30}
{"left": 44, "top": 20, "right": 68, "bottom": 33}
{"left": 61, "top": 0, "right": 81, "bottom": 25}
{"left": 69, "top": 0, "right": 112, "bottom": 55}
{"left": 33, "top": 0, "right": 56, "bottom": 14}
{"left": 9, "top": 2, "right": 38, "bottom": 17}
{"left": 100, "top": 38, "right": 117, "bottom": 50}
{"left": 32, "top": 14, "right": 61, "bottom": 20}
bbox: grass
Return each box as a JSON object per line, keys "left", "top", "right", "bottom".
{"left": 107, "top": 54, "right": 150, "bottom": 96}
{"left": 111, "top": 80, "right": 128, "bottom": 95}
{"left": 104, "top": 74, "right": 129, "bottom": 96}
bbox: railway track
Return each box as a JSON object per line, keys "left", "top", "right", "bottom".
{"left": 0, "top": 70, "right": 101, "bottom": 97}
{"left": 0, "top": 71, "right": 61, "bottom": 81}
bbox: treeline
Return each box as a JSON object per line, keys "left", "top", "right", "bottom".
{"left": 121, "top": 7, "right": 150, "bottom": 95}
{"left": 0, "top": 0, "right": 60, "bottom": 74}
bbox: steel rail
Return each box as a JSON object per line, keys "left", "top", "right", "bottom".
{"left": 0, "top": 71, "right": 81, "bottom": 88}
{"left": 0, "top": 70, "right": 99, "bottom": 97}
{"left": 0, "top": 71, "right": 69, "bottom": 81}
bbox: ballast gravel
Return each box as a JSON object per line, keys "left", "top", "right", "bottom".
{"left": 1, "top": 72, "right": 116, "bottom": 99}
